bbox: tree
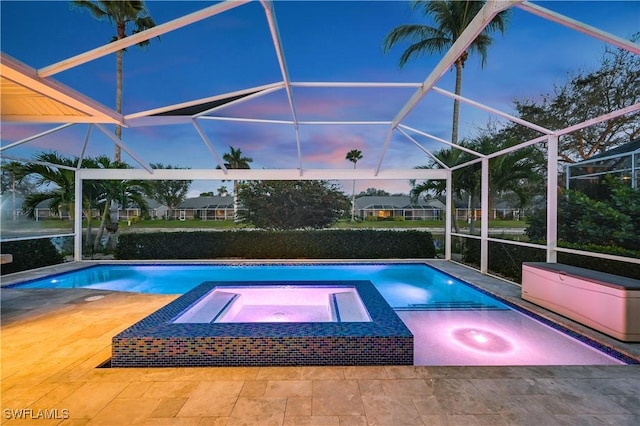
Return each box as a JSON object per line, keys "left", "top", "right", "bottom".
{"left": 1, "top": 161, "right": 36, "bottom": 221}
{"left": 513, "top": 38, "right": 640, "bottom": 163}
{"left": 87, "top": 156, "right": 148, "bottom": 251}
{"left": 345, "top": 149, "right": 363, "bottom": 221}
{"left": 71, "top": 0, "right": 157, "bottom": 162}
{"left": 383, "top": 0, "right": 509, "bottom": 144}
{"left": 217, "top": 185, "right": 229, "bottom": 197}
{"left": 358, "top": 188, "right": 390, "bottom": 197}
{"left": 19, "top": 152, "right": 77, "bottom": 220}
{"left": 145, "top": 163, "right": 192, "bottom": 220}
{"left": 410, "top": 146, "right": 473, "bottom": 233}
{"left": 411, "top": 128, "right": 543, "bottom": 233}
{"left": 220, "top": 146, "right": 253, "bottom": 219}
{"left": 237, "top": 180, "right": 349, "bottom": 230}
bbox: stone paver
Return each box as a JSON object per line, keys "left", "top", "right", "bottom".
{"left": 1, "top": 261, "right": 640, "bottom": 425}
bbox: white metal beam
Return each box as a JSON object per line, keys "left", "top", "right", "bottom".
{"left": 76, "top": 125, "right": 93, "bottom": 168}
{"left": 555, "top": 103, "right": 640, "bottom": 137}
{"left": 290, "top": 82, "right": 422, "bottom": 88}
{"left": 78, "top": 167, "right": 450, "bottom": 181}
{"left": 396, "top": 127, "right": 450, "bottom": 169}
{"left": 517, "top": 1, "right": 640, "bottom": 55}
{"left": 486, "top": 133, "right": 551, "bottom": 160}
{"left": 198, "top": 116, "right": 295, "bottom": 125}
{"left": 0, "top": 123, "right": 75, "bottom": 152}
{"left": 546, "top": 135, "right": 559, "bottom": 263}
{"left": 191, "top": 119, "right": 228, "bottom": 173}
{"left": 194, "top": 85, "right": 285, "bottom": 118}
{"left": 480, "top": 157, "right": 489, "bottom": 273}
{"left": 431, "top": 86, "right": 554, "bottom": 135}
{"left": 389, "top": 0, "right": 517, "bottom": 129}
{"left": 74, "top": 171, "right": 82, "bottom": 261}
{"left": 125, "top": 82, "right": 285, "bottom": 120}
{"left": 261, "top": 0, "right": 303, "bottom": 174}
{"left": 0, "top": 155, "right": 78, "bottom": 171}
{"left": 93, "top": 124, "right": 153, "bottom": 173}
{"left": 374, "top": 127, "right": 395, "bottom": 175}
{"left": 397, "top": 125, "right": 485, "bottom": 158}
{"left": 38, "top": 0, "right": 252, "bottom": 77}
{"left": 445, "top": 173, "right": 452, "bottom": 260}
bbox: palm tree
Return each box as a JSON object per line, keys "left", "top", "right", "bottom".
{"left": 71, "top": 1, "right": 157, "bottom": 162}
{"left": 88, "top": 156, "right": 148, "bottom": 252}
{"left": 221, "top": 146, "right": 253, "bottom": 220}
{"left": 345, "top": 149, "right": 363, "bottom": 221}
{"left": 20, "top": 152, "right": 77, "bottom": 221}
{"left": 411, "top": 134, "right": 543, "bottom": 233}
{"left": 410, "top": 147, "right": 474, "bottom": 233}
{"left": 383, "top": 0, "right": 509, "bottom": 144}
{"left": 1, "top": 161, "right": 27, "bottom": 221}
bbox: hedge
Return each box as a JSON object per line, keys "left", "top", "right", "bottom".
{"left": 463, "top": 239, "right": 640, "bottom": 282}
{"left": 1, "top": 239, "right": 64, "bottom": 275}
{"left": 115, "top": 230, "right": 435, "bottom": 260}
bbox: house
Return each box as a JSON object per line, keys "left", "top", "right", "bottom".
{"left": 355, "top": 196, "right": 445, "bottom": 221}
{"left": 566, "top": 138, "right": 640, "bottom": 196}
{"left": 116, "top": 198, "right": 168, "bottom": 221}
{"left": 175, "top": 196, "right": 234, "bottom": 221}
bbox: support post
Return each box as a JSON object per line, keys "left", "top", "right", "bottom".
{"left": 74, "top": 170, "right": 83, "bottom": 262}
{"left": 480, "top": 157, "right": 489, "bottom": 274}
{"left": 546, "top": 135, "right": 559, "bottom": 263}
{"left": 445, "top": 171, "right": 452, "bottom": 261}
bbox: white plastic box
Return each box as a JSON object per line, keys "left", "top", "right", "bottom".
{"left": 521, "top": 262, "right": 640, "bottom": 342}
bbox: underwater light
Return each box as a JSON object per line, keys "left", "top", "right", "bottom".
{"left": 451, "top": 327, "right": 514, "bottom": 354}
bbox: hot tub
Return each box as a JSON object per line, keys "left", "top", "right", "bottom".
{"left": 112, "top": 280, "right": 413, "bottom": 367}
{"left": 172, "top": 285, "right": 371, "bottom": 324}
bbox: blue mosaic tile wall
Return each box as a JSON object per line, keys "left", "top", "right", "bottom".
{"left": 112, "top": 280, "right": 413, "bottom": 367}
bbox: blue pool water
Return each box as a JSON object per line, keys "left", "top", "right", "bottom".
{"left": 15, "top": 263, "right": 506, "bottom": 310}
{"left": 13, "top": 263, "right": 634, "bottom": 365}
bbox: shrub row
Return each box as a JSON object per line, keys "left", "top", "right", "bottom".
{"left": 463, "top": 239, "right": 640, "bottom": 282}
{"left": 115, "top": 230, "right": 435, "bottom": 260}
{"left": 1, "top": 239, "right": 63, "bottom": 275}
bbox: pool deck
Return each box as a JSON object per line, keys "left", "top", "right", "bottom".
{"left": 1, "top": 260, "right": 640, "bottom": 425}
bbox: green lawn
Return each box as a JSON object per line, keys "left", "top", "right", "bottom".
{"left": 11, "top": 218, "right": 526, "bottom": 231}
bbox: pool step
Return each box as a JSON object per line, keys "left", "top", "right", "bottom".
{"left": 396, "top": 301, "right": 509, "bottom": 311}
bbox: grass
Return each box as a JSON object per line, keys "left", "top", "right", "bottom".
{"left": 7, "top": 218, "right": 527, "bottom": 231}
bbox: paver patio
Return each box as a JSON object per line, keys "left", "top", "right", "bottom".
{"left": 2, "top": 261, "right": 639, "bottom": 425}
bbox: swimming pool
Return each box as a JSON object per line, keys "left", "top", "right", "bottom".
{"left": 13, "top": 263, "right": 506, "bottom": 310}
{"left": 12, "top": 263, "right": 634, "bottom": 365}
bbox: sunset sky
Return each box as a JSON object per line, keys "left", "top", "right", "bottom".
{"left": 1, "top": 1, "right": 638, "bottom": 196}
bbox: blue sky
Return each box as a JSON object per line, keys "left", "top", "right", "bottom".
{"left": 1, "top": 0, "right": 639, "bottom": 196}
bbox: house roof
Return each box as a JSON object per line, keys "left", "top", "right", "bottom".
{"left": 355, "top": 196, "right": 444, "bottom": 210}
{"left": 573, "top": 138, "right": 640, "bottom": 164}
{"left": 178, "top": 196, "right": 234, "bottom": 209}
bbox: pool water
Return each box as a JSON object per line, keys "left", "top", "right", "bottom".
{"left": 14, "top": 263, "right": 631, "bottom": 365}
{"left": 16, "top": 263, "right": 506, "bottom": 310}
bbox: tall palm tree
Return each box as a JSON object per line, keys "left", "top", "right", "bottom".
{"left": 221, "top": 146, "right": 253, "bottom": 220}
{"left": 383, "top": 0, "right": 509, "bottom": 144}
{"left": 71, "top": 1, "right": 157, "bottom": 162}
{"left": 345, "top": 149, "right": 363, "bottom": 221}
